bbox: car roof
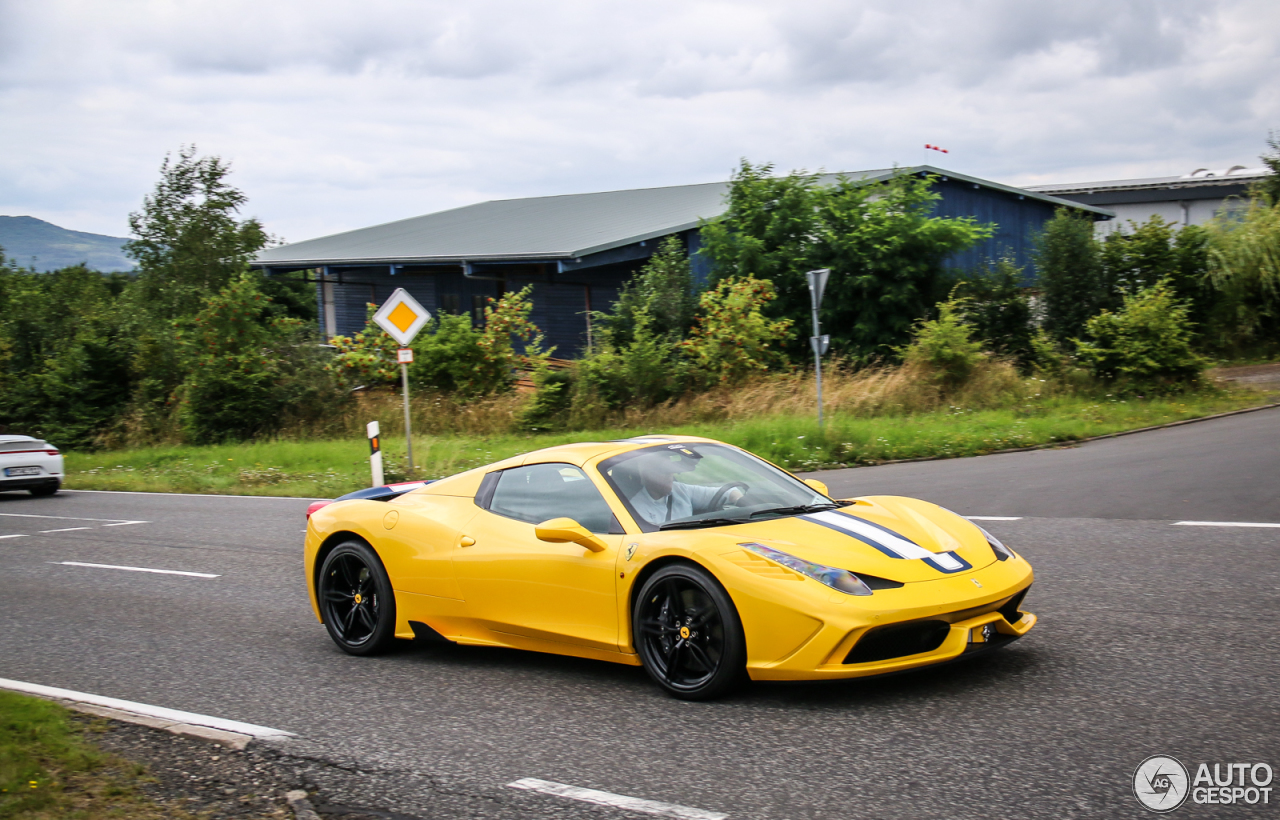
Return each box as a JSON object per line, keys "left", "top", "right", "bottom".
{"left": 518, "top": 435, "right": 723, "bottom": 467}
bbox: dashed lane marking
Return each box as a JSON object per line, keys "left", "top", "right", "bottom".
{"left": 0, "top": 534, "right": 29, "bottom": 540}
{"left": 40, "top": 527, "right": 91, "bottom": 533}
{"left": 507, "top": 778, "right": 727, "bottom": 820}
{"left": 0, "top": 677, "right": 293, "bottom": 738}
{"left": 53, "top": 561, "right": 220, "bottom": 579}
{"left": 1173, "top": 521, "right": 1280, "bottom": 528}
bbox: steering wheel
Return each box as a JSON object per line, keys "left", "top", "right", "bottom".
{"left": 709, "top": 481, "right": 750, "bottom": 510}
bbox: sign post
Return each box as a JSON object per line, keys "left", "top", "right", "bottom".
{"left": 367, "top": 420, "right": 384, "bottom": 487}
{"left": 806, "top": 268, "right": 832, "bottom": 428}
{"left": 372, "top": 288, "right": 431, "bottom": 474}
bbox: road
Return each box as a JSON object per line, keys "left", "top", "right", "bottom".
{"left": 2, "top": 408, "right": 1278, "bottom": 819}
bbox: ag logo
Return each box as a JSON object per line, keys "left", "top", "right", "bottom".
{"left": 1134, "top": 755, "right": 1190, "bottom": 812}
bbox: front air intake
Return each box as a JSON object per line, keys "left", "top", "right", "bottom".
{"left": 844, "top": 620, "right": 951, "bottom": 664}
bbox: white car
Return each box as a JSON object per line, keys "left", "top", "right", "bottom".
{"left": 0, "top": 436, "right": 64, "bottom": 496}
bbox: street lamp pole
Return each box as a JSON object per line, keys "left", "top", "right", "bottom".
{"left": 806, "top": 268, "right": 831, "bottom": 428}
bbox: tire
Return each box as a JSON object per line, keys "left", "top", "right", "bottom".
{"left": 633, "top": 563, "right": 747, "bottom": 700}
{"left": 317, "top": 540, "right": 397, "bottom": 656}
{"left": 29, "top": 481, "right": 59, "bottom": 497}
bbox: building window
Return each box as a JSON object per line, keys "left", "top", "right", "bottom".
{"left": 472, "top": 294, "right": 488, "bottom": 326}
{"left": 440, "top": 293, "right": 460, "bottom": 314}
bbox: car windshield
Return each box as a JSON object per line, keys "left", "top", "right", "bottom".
{"left": 598, "top": 442, "right": 836, "bottom": 532}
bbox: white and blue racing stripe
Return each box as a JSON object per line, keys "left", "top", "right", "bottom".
{"left": 801, "top": 510, "right": 971, "bottom": 574}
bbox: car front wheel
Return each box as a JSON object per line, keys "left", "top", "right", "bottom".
{"left": 317, "top": 540, "right": 397, "bottom": 656}
{"left": 633, "top": 563, "right": 746, "bottom": 700}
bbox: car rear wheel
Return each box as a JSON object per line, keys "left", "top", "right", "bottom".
{"left": 29, "top": 481, "right": 59, "bottom": 497}
{"left": 318, "top": 540, "right": 397, "bottom": 656}
{"left": 633, "top": 563, "right": 746, "bottom": 700}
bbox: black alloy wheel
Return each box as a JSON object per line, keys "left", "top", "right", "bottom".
{"left": 318, "top": 540, "right": 397, "bottom": 656}
{"left": 633, "top": 563, "right": 746, "bottom": 700}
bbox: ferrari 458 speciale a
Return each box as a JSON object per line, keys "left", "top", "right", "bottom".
{"left": 304, "top": 436, "right": 1035, "bottom": 699}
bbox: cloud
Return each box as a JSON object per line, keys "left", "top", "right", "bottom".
{"left": 0, "top": 0, "right": 1276, "bottom": 239}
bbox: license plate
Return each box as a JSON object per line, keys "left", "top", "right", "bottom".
{"left": 4, "top": 467, "right": 40, "bottom": 476}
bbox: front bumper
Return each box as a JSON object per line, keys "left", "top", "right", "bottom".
{"left": 735, "top": 554, "right": 1036, "bottom": 681}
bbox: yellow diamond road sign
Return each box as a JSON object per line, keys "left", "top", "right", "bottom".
{"left": 372, "top": 288, "right": 432, "bottom": 346}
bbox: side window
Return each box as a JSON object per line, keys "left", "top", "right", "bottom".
{"left": 487, "top": 463, "right": 617, "bottom": 534}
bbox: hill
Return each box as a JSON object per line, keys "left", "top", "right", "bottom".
{"left": 0, "top": 215, "right": 135, "bottom": 272}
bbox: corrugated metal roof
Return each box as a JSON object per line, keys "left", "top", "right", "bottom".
{"left": 1026, "top": 168, "right": 1268, "bottom": 197}
{"left": 255, "top": 166, "right": 1109, "bottom": 268}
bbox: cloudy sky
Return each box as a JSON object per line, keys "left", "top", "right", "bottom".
{"left": 1, "top": 0, "right": 1277, "bottom": 241}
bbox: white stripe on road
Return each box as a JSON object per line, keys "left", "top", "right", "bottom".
{"left": 966, "top": 516, "right": 1022, "bottom": 521}
{"left": 507, "top": 778, "right": 727, "bottom": 820}
{"left": 0, "top": 677, "right": 293, "bottom": 738}
{"left": 53, "top": 561, "right": 220, "bottom": 579}
{"left": 1173, "top": 521, "right": 1280, "bottom": 528}
{"left": 62, "top": 489, "right": 324, "bottom": 500}
{"left": 0, "top": 534, "right": 29, "bottom": 539}
{"left": 0, "top": 513, "right": 149, "bottom": 523}
{"left": 40, "top": 527, "right": 91, "bottom": 533}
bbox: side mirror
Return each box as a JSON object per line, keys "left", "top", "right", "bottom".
{"left": 803, "top": 478, "right": 830, "bottom": 497}
{"left": 535, "top": 517, "right": 608, "bottom": 553}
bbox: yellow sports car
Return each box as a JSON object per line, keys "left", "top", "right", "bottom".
{"left": 304, "top": 436, "right": 1035, "bottom": 699}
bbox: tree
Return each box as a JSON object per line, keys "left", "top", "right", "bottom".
{"left": 0, "top": 259, "right": 132, "bottom": 447}
{"left": 1253, "top": 131, "right": 1280, "bottom": 207}
{"left": 1205, "top": 199, "right": 1280, "bottom": 352}
{"left": 701, "top": 161, "right": 993, "bottom": 361}
{"left": 1036, "top": 208, "right": 1106, "bottom": 343}
{"left": 1101, "top": 216, "right": 1180, "bottom": 296}
{"left": 125, "top": 145, "right": 269, "bottom": 321}
{"left": 954, "top": 258, "right": 1036, "bottom": 370}
{"left": 599, "top": 235, "right": 697, "bottom": 346}
{"left": 817, "top": 172, "right": 992, "bottom": 360}
{"left": 898, "top": 297, "right": 985, "bottom": 392}
{"left": 698, "top": 161, "right": 823, "bottom": 358}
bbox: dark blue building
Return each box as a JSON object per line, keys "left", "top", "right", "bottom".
{"left": 253, "top": 166, "right": 1111, "bottom": 357}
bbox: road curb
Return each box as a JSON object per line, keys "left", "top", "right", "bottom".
{"left": 0, "top": 677, "right": 292, "bottom": 750}
{"left": 813, "top": 401, "right": 1280, "bottom": 472}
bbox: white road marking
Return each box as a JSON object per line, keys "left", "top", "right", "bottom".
{"left": 0, "top": 534, "right": 29, "bottom": 540}
{"left": 53, "top": 561, "right": 220, "bottom": 579}
{"left": 40, "top": 527, "right": 91, "bottom": 533}
{"left": 966, "top": 516, "right": 1022, "bottom": 521}
{"left": 1173, "top": 521, "right": 1280, "bottom": 528}
{"left": 0, "top": 513, "right": 150, "bottom": 524}
{"left": 507, "top": 778, "right": 727, "bottom": 820}
{"left": 62, "top": 489, "right": 324, "bottom": 500}
{"left": 0, "top": 677, "right": 293, "bottom": 738}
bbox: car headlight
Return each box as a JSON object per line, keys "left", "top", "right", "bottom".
{"left": 740, "top": 542, "right": 872, "bottom": 595}
{"left": 977, "top": 525, "right": 1015, "bottom": 561}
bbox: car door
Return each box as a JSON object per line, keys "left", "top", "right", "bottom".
{"left": 452, "top": 462, "right": 623, "bottom": 651}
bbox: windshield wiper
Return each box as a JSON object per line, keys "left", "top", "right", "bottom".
{"left": 748, "top": 503, "right": 841, "bottom": 519}
{"left": 659, "top": 516, "right": 750, "bottom": 531}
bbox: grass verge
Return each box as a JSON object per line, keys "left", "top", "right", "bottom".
{"left": 59, "top": 390, "right": 1272, "bottom": 498}
{"left": 0, "top": 690, "right": 181, "bottom": 819}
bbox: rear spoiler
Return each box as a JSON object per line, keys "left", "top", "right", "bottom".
{"left": 306, "top": 480, "right": 435, "bottom": 518}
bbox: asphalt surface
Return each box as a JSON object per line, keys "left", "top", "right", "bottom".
{"left": 2, "top": 408, "right": 1278, "bottom": 819}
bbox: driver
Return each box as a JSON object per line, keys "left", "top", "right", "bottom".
{"left": 628, "top": 452, "right": 744, "bottom": 525}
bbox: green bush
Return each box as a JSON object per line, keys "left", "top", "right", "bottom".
{"left": 1074, "top": 280, "right": 1207, "bottom": 393}
{"left": 682, "top": 275, "right": 793, "bottom": 385}
{"left": 899, "top": 298, "right": 984, "bottom": 391}
{"left": 954, "top": 257, "right": 1035, "bottom": 371}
